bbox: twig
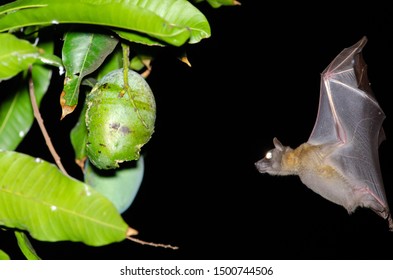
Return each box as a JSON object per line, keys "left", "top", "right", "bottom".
{"left": 28, "top": 66, "right": 68, "bottom": 176}
{"left": 127, "top": 236, "right": 179, "bottom": 250}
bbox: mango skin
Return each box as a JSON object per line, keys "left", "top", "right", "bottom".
{"left": 86, "top": 69, "right": 155, "bottom": 169}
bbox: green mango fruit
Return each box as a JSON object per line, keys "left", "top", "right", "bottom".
{"left": 86, "top": 68, "right": 155, "bottom": 169}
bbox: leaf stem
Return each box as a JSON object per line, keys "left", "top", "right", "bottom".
{"left": 120, "top": 43, "right": 148, "bottom": 128}
{"left": 28, "top": 66, "right": 68, "bottom": 175}
{"left": 122, "top": 42, "right": 130, "bottom": 92}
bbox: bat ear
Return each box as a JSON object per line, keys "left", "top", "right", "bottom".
{"left": 273, "top": 137, "right": 284, "bottom": 151}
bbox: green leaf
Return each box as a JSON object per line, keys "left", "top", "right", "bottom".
{"left": 85, "top": 157, "right": 144, "bottom": 214}
{"left": 35, "top": 50, "right": 63, "bottom": 70}
{"left": 70, "top": 101, "right": 88, "bottom": 168}
{"left": 0, "top": 150, "right": 138, "bottom": 246}
{"left": 0, "top": 33, "right": 62, "bottom": 82}
{"left": 0, "top": 0, "right": 211, "bottom": 47}
{"left": 0, "top": 63, "right": 51, "bottom": 151}
{"left": 0, "top": 33, "right": 40, "bottom": 82}
{"left": 62, "top": 31, "right": 119, "bottom": 79}
{"left": 61, "top": 31, "right": 119, "bottom": 117}
{"left": 15, "top": 231, "right": 41, "bottom": 260}
{"left": 96, "top": 47, "right": 123, "bottom": 81}
{"left": 130, "top": 55, "right": 152, "bottom": 72}
{"left": 0, "top": 249, "right": 10, "bottom": 260}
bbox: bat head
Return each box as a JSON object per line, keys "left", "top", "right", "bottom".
{"left": 255, "top": 137, "right": 292, "bottom": 175}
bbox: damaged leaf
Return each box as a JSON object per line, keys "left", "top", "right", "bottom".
{"left": 61, "top": 31, "right": 118, "bottom": 118}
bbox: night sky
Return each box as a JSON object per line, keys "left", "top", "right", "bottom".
{"left": 1, "top": 1, "right": 393, "bottom": 260}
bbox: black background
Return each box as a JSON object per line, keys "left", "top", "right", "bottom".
{"left": 1, "top": 1, "right": 393, "bottom": 260}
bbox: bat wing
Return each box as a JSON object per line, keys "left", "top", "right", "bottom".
{"left": 308, "top": 36, "right": 390, "bottom": 225}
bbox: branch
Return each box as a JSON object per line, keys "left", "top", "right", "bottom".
{"left": 28, "top": 66, "right": 68, "bottom": 176}
{"left": 127, "top": 236, "right": 179, "bottom": 250}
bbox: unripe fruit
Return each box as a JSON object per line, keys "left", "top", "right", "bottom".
{"left": 85, "top": 68, "right": 155, "bottom": 169}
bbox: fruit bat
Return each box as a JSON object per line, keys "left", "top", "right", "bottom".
{"left": 255, "top": 36, "right": 393, "bottom": 231}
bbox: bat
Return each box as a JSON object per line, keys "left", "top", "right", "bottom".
{"left": 255, "top": 36, "right": 393, "bottom": 231}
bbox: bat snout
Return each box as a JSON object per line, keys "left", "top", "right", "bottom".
{"left": 254, "top": 158, "right": 270, "bottom": 173}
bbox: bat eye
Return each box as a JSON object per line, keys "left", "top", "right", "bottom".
{"left": 265, "top": 151, "right": 273, "bottom": 159}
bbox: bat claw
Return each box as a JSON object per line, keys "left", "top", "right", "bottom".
{"left": 387, "top": 214, "right": 393, "bottom": 232}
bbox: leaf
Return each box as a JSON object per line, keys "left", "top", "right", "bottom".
{"left": 14, "top": 231, "right": 41, "bottom": 260}
{"left": 35, "top": 51, "right": 63, "bottom": 70}
{"left": 0, "top": 150, "right": 138, "bottom": 246}
{"left": 0, "top": 62, "right": 51, "bottom": 151}
{"left": 96, "top": 47, "right": 123, "bottom": 81}
{"left": 70, "top": 102, "right": 88, "bottom": 170}
{"left": 0, "top": 249, "right": 10, "bottom": 260}
{"left": 0, "top": 0, "right": 211, "bottom": 47}
{"left": 0, "top": 33, "right": 40, "bottom": 82}
{"left": 130, "top": 55, "right": 153, "bottom": 72}
{"left": 85, "top": 157, "right": 144, "bottom": 214}
{"left": 61, "top": 31, "right": 119, "bottom": 118}
{"left": 0, "top": 33, "right": 62, "bottom": 82}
